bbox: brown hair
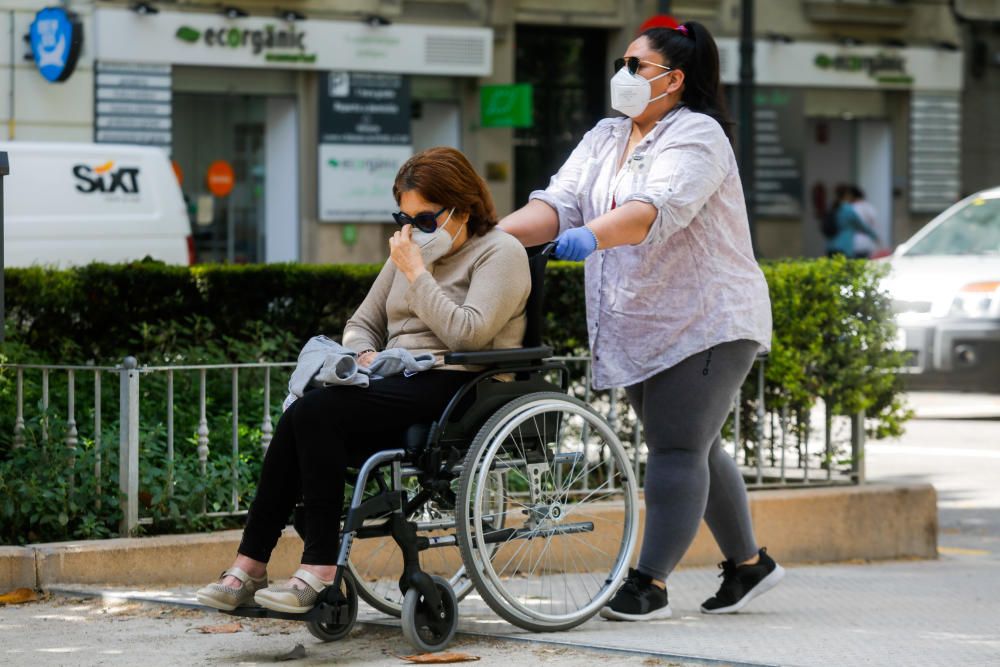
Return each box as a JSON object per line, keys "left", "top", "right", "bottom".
{"left": 392, "top": 147, "right": 498, "bottom": 237}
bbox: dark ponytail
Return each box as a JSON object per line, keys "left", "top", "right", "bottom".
{"left": 641, "top": 21, "right": 732, "bottom": 138}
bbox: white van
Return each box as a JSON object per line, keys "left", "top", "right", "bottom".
{"left": 0, "top": 141, "right": 193, "bottom": 267}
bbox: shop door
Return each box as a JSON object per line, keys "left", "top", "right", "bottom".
{"left": 856, "top": 120, "right": 892, "bottom": 248}
{"left": 514, "top": 26, "right": 607, "bottom": 206}
{"left": 173, "top": 93, "right": 266, "bottom": 263}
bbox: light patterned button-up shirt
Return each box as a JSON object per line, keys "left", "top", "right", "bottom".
{"left": 530, "top": 106, "right": 772, "bottom": 390}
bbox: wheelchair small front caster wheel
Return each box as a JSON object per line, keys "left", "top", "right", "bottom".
{"left": 306, "top": 570, "right": 359, "bottom": 642}
{"left": 401, "top": 575, "right": 458, "bottom": 652}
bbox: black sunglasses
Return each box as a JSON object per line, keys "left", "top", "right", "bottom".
{"left": 614, "top": 56, "right": 674, "bottom": 76}
{"left": 392, "top": 206, "right": 448, "bottom": 233}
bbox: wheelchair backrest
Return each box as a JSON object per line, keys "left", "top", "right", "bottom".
{"left": 432, "top": 243, "right": 561, "bottom": 449}
{"left": 522, "top": 243, "right": 554, "bottom": 348}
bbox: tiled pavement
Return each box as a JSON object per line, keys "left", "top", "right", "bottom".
{"left": 51, "top": 552, "right": 1000, "bottom": 667}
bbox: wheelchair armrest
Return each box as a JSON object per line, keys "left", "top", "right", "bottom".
{"left": 444, "top": 346, "right": 552, "bottom": 367}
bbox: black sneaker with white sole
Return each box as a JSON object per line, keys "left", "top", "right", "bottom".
{"left": 600, "top": 568, "right": 672, "bottom": 621}
{"left": 700, "top": 547, "right": 785, "bottom": 614}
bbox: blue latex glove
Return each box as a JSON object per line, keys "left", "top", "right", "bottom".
{"left": 554, "top": 226, "right": 598, "bottom": 261}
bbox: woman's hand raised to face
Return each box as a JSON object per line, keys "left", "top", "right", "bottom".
{"left": 389, "top": 224, "right": 427, "bottom": 283}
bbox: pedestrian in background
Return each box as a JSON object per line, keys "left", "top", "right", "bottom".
{"left": 500, "top": 20, "right": 783, "bottom": 621}
{"left": 850, "top": 185, "right": 880, "bottom": 259}
{"left": 825, "top": 184, "right": 879, "bottom": 258}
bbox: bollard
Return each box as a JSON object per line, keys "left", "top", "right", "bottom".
{"left": 0, "top": 150, "right": 8, "bottom": 343}
{"left": 119, "top": 356, "right": 140, "bottom": 535}
{"left": 851, "top": 409, "right": 867, "bottom": 484}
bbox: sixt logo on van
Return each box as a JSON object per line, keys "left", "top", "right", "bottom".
{"left": 73, "top": 161, "right": 141, "bottom": 194}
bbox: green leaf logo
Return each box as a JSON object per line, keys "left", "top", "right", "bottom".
{"left": 328, "top": 159, "right": 339, "bottom": 167}
{"left": 814, "top": 54, "right": 831, "bottom": 69}
{"left": 176, "top": 26, "right": 201, "bottom": 43}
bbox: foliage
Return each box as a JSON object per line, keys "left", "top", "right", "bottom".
{"left": 756, "top": 256, "right": 912, "bottom": 440}
{"left": 0, "top": 408, "right": 121, "bottom": 543}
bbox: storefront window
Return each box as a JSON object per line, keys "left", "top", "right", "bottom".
{"left": 173, "top": 93, "right": 266, "bottom": 263}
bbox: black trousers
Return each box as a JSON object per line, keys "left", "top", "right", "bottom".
{"left": 238, "top": 370, "right": 475, "bottom": 565}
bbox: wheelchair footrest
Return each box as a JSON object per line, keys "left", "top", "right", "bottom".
{"left": 220, "top": 600, "right": 349, "bottom": 625}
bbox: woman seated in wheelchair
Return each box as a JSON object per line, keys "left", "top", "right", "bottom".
{"left": 197, "top": 146, "right": 531, "bottom": 613}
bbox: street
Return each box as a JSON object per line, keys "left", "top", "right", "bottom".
{"left": 867, "top": 391, "right": 1000, "bottom": 559}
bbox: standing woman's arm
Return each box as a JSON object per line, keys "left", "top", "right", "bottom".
{"left": 498, "top": 199, "right": 560, "bottom": 246}
{"left": 591, "top": 120, "right": 730, "bottom": 251}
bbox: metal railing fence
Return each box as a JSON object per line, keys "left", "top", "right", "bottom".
{"left": 1, "top": 354, "right": 864, "bottom": 536}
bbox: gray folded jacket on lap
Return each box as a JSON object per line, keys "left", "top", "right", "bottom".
{"left": 282, "top": 335, "right": 436, "bottom": 411}
{"left": 365, "top": 347, "right": 436, "bottom": 379}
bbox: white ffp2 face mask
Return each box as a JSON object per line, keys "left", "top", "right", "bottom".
{"left": 410, "top": 208, "right": 458, "bottom": 264}
{"left": 610, "top": 67, "right": 671, "bottom": 118}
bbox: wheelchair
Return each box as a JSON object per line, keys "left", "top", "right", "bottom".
{"left": 221, "top": 243, "right": 640, "bottom": 652}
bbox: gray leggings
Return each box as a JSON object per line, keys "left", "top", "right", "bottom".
{"left": 625, "top": 339, "right": 760, "bottom": 581}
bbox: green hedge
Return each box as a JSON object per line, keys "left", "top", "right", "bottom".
{"left": 5, "top": 261, "right": 380, "bottom": 362}
{"left": 760, "top": 257, "right": 910, "bottom": 439}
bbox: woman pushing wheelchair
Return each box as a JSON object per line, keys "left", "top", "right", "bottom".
{"left": 197, "top": 146, "right": 531, "bottom": 613}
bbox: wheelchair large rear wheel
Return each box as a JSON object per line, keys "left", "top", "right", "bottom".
{"left": 456, "top": 392, "right": 639, "bottom": 632}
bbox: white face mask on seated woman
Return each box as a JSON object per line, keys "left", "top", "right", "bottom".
{"left": 411, "top": 207, "right": 459, "bottom": 264}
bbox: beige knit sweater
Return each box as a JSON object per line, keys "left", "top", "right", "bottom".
{"left": 342, "top": 229, "right": 531, "bottom": 370}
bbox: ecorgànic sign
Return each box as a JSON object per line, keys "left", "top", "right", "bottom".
{"left": 715, "top": 39, "right": 961, "bottom": 92}
{"left": 319, "top": 144, "right": 411, "bottom": 222}
{"left": 813, "top": 52, "right": 912, "bottom": 85}
{"left": 30, "top": 7, "right": 83, "bottom": 83}
{"left": 94, "top": 8, "right": 492, "bottom": 76}
{"left": 174, "top": 23, "right": 316, "bottom": 63}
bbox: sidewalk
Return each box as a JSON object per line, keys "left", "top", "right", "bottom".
{"left": 41, "top": 551, "right": 1000, "bottom": 667}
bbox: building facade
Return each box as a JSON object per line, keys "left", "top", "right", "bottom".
{"left": 1, "top": 0, "right": 983, "bottom": 263}
{"left": 955, "top": 0, "right": 1000, "bottom": 202}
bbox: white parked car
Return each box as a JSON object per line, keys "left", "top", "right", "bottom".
{"left": 881, "top": 186, "right": 1000, "bottom": 391}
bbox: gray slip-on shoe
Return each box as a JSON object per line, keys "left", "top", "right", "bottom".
{"left": 196, "top": 567, "right": 268, "bottom": 611}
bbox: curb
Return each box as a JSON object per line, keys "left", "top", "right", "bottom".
{"left": 0, "top": 546, "right": 36, "bottom": 592}
{"left": 1, "top": 482, "right": 937, "bottom": 591}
